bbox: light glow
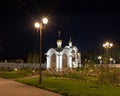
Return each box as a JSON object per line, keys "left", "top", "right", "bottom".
{"left": 103, "top": 42, "right": 113, "bottom": 48}
{"left": 42, "top": 17, "right": 48, "bottom": 24}
{"left": 98, "top": 56, "right": 102, "bottom": 60}
{"left": 35, "top": 22, "right": 40, "bottom": 28}
{"left": 109, "top": 58, "right": 113, "bottom": 61}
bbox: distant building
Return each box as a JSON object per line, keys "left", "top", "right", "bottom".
{"left": 45, "top": 32, "right": 81, "bottom": 72}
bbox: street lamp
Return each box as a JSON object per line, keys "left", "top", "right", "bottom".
{"left": 34, "top": 17, "right": 48, "bottom": 84}
{"left": 98, "top": 56, "right": 102, "bottom": 64}
{"left": 103, "top": 41, "right": 113, "bottom": 72}
{"left": 109, "top": 58, "right": 113, "bottom": 64}
{"left": 103, "top": 42, "right": 113, "bottom": 61}
{"left": 103, "top": 42, "right": 113, "bottom": 53}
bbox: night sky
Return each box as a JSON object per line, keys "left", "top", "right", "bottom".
{"left": 0, "top": 0, "right": 120, "bottom": 60}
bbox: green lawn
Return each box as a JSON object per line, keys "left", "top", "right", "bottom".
{"left": 0, "top": 70, "right": 32, "bottom": 79}
{"left": 16, "top": 77, "right": 120, "bottom": 96}
{"left": 1, "top": 70, "right": 120, "bottom": 96}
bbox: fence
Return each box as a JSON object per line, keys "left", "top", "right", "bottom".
{"left": 0, "top": 62, "right": 46, "bottom": 70}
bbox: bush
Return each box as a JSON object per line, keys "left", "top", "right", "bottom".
{"left": 98, "top": 69, "right": 120, "bottom": 84}
{"left": 0, "top": 70, "right": 33, "bottom": 79}
{"left": 59, "top": 89, "right": 69, "bottom": 96}
{"left": 0, "top": 67, "right": 13, "bottom": 71}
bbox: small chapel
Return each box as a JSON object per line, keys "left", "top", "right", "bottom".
{"left": 45, "top": 32, "right": 81, "bottom": 72}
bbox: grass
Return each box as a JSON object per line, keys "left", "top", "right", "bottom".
{"left": 16, "top": 77, "right": 120, "bottom": 96}
{"left": 0, "top": 70, "right": 32, "bottom": 79}
{"left": 1, "top": 70, "right": 120, "bottom": 96}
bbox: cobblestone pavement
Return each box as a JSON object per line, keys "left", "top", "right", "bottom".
{"left": 0, "top": 77, "right": 61, "bottom": 96}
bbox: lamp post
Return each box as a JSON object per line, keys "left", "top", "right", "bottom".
{"left": 34, "top": 17, "right": 48, "bottom": 84}
{"left": 103, "top": 42, "right": 113, "bottom": 71}
{"left": 98, "top": 56, "right": 102, "bottom": 64}
{"left": 103, "top": 42, "right": 113, "bottom": 60}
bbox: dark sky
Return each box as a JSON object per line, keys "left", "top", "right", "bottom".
{"left": 0, "top": 0, "right": 120, "bottom": 60}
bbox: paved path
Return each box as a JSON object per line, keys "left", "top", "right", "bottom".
{"left": 0, "top": 77, "right": 61, "bottom": 96}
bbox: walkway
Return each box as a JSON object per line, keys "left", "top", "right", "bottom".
{"left": 0, "top": 77, "right": 61, "bottom": 96}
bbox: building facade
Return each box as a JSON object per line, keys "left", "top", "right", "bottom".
{"left": 45, "top": 32, "right": 81, "bottom": 72}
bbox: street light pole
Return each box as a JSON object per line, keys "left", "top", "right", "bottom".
{"left": 39, "top": 23, "right": 42, "bottom": 84}
{"left": 34, "top": 17, "right": 48, "bottom": 84}
{"left": 103, "top": 42, "right": 113, "bottom": 74}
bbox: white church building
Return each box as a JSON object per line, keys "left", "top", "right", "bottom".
{"left": 45, "top": 32, "right": 81, "bottom": 72}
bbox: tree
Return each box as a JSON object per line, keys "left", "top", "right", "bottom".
{"left": 32, "top": 51, "right": 39, "bottom": 64}
{"left": 32, "top": 51, "right": 39, "bottom": 71}
{"left": 27, "top": 53, "right": 33, "bottom": 70}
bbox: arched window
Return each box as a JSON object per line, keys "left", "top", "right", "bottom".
{"left": 62, "top": 54, "right": 68, "bottom": 70}
{"left": 51, "top": 54, "right": 56, "bottom": 70}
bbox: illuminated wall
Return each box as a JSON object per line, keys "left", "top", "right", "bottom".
{"left": 45, "top": 46, "right": 81, "bottom": 72}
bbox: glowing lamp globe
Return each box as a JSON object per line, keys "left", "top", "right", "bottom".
{"left": 42, "top": 17, "right": 48, "bottom": 24}
{"left": 35, "top": 22, "right": 40, "bottom": 28}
